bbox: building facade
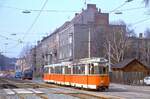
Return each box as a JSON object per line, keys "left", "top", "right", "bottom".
{"left": 34, "top": 4, "right": 126, "bottom": 67}
{"left": 127, "top": 33, "right": 150, "bottom": 66}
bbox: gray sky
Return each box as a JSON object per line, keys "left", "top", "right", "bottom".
{"left": 0, "top": 0, "right": 149, "bottom": 58}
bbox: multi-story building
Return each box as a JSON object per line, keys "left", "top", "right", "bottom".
{"left": 35, "top": 4, "right": 126, "bottom": 67}
{"left": 127, "top": 33, "right": 150, "bottom": 66}
{"left": 16, "top": 57, "right": 28, "bottom": 72}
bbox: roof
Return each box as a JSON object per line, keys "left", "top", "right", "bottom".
{"left": 111, "top": 58, "right": 146, "bottom": 69}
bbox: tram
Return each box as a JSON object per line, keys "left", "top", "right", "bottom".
{"left": 43, "top": 57, "right": 110, "bottom": 91}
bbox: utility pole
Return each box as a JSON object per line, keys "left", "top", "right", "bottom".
{"left": 108, "top": 41, "right": 112, "bottom": 73}
{"left": 88, "top": 26, "right": 91, "bottom": 58}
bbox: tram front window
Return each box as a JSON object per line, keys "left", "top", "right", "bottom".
{"left": 89, "top": 63, "right": 108, "bottom": 74}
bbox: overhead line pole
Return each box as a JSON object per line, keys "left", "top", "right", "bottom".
{"left": 108, "top": 41, "right": 111, "bottom": 72}
{"left": 88, "top": 26, "right": 91, "bottom": 58}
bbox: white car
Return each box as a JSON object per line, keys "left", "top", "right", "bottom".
{"left": 144, "top": 76, "right": 150, "bottom": 85}
{"left": 0, "top": 73, "right": 4, "bottom": 77}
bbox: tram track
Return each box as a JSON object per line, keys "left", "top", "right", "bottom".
{"left": 0, "top": 78, "right": 18, "bottom": 89}
{"left": 41, "top": 83, "right": 121, "bottom": 99}
{"left": 0, "top": 77, "right": 122, "bottom": 99}
{"left": 0, "top": 77, "right": 41, "bottom": 89}
{"left": 52, "top": 90, "right": 121, "bottom": 99}
{"left": 54, "top": 92, "right": 106, "bottom": 99}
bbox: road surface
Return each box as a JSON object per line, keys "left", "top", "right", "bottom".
{"left": 0, "top": 77, "right": 150, "bottom": 99}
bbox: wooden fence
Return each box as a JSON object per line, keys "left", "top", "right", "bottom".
{"left": 110, "top": 71, "right": 148, "bottom": 85}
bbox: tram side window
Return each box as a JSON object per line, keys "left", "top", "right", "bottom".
{"left": 73, "top": 66, "right": 75, "bottom": 74}
{"left": 80, "top": 64, "right": 85, "bottom": 74}
{"left": 64, "top": 66, "right": 71, "bottom": 74}
{"left": 68, "top": 67, "right": 71, "bottom": 74}
{"left": 50, "top": 67, "right": 54, "bottom": 73}
{"left": 73, "top": 64, "right": 85, "bottom": 74}
{"left": 55, "top": 66, "right": 62, "bottom": 74}
{"left": 44, "top": 67, "right": 49, "bottom": 73}
{"left": 76, "top": 66, "right": 79, "bottom": 74}
{"left": 73, "top": 65, "right": 78, "bottom": 74}
{"left": 89, "top": 64, "right": 94, "bottom": 74}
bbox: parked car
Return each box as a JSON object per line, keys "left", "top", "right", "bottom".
{"left": 22, "top": 69, "right": 33, "bottom": 80}
{"left": 15, "top": 71, "right": 22, "bottom": 79}
{"left": 0, "top": 73, "right": 4, "bottom": 77}
{"left": 144, "top": 76, "right": 150, "bottom": 85}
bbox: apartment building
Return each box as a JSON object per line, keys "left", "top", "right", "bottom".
{"left": 35, "top": 4, "right": 126, "bottom": 66}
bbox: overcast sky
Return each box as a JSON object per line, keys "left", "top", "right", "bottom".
{"left": 0, "top": 0, "right": 149, "bottom": 58}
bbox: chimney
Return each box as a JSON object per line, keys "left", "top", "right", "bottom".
{"left": 98, "top": 9, "right": 101, "bottom": 13}
{"left": 87, "top": 4, "right": 96, "bottom": 10}
{"left": 139, "top": 33, "right": 143, "bottom": 38}
{"left": 37, "top": 41, "right": 40, "bottom": 44}
{"left": 75, "top": 13, "right": 79, "bottom": 16}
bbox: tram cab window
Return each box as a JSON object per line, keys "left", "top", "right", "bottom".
{"left": 97, "top": 63, "right": 108, "bottom": 74}
{"left": 89, "top": 63, "right": 108, "bottom": 74}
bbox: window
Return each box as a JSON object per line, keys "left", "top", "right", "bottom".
{"left": 64, "top": 66, "right": 71, "bottom": 74}
{"left": 89, "top": 63, "right": 108, "bottom": 74}
{"left": 73, "top": 64, "right": 85, "bottom": 74}
{"left": 54, "top": 66, "right": 62, "bottom": 74}
{"left": 89, "top": 64, "right": 94, "bottom": 74}
{"left": 69, "top": 36, "right": 72, "bottom": 44}
{"left": 50, "top": 67, "right": 54, "bottom": 73}
{"left": 44, "top": 67, "right": 49, "bottom": 73}
{"left": 69, "top": 48, "right": 72, "bottom": 57}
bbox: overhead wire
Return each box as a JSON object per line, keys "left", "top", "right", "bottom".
{"left": 2, "top": 2, "right": 145, "bottom": 13}
{"left": 1, "top": 5, "right": 78, "bottom": 13}
{"left": 109, "top": 2, "right": 127, "bottom": 13}
{"left": 132, "top": 17, "right": 150, "bottom": 26}
{"left": 0, "top": 34, "right": 19, "bottom": 42}
{"left": 7, "top": 0, "right": 49, "bottom": 50}
{"left": 2, "top": 0, "right": 147, "bottom": 55}
{"left": 117, "top": 6, "right": 145, "bottom": 12}
{"left": 22, "top": 0, "right": 48, "bottom": 40}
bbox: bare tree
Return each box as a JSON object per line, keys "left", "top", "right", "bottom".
{"left": 19, "top": 44, "right": 33, "bottom": 70}
{"left": 104, "top": 29, "right": 128, "bottom": 63}
{"left": 104, "top": 21, "right": 133, "bottom": 63}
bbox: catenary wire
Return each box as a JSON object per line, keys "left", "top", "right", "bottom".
{"left": 7, "top": 0, "right": 49, "bottom": 50}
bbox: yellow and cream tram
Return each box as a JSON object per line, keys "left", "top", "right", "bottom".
{"left": 43, "top": 57, "right": 110, "bottom": 91}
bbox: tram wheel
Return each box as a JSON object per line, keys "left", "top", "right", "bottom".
{"left": 99, "top": 87, "right": 106, "bottom": 92}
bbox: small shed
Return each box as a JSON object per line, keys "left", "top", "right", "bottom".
{"left": 111, "top": 59, "right": 149, "bottom": 85}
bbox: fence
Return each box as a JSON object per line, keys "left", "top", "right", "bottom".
{"left": 111, "top": 71, "right": 148, "bottom": 85}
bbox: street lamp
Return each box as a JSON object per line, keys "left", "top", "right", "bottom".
{"left": 114, "top": 11, "right": 123, "bottom": 15}
{"left": 10, "top": 33, "right": 16, "bottom": 36}
{"left": 125, "top": 0, "right": 133, "bottom": 2}
{"left": 22, "top": 10, "right": 31, "bottom": 14}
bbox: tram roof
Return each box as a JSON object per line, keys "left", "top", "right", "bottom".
{"left": 44, "top": 63, "right": 62, "bottom": 67}
{"left": 44, "top": 61, "right": 72, "bottom": 67}
{"left": 44, "top": 58, "right": 108, "bottom": 67}
{"left": 79, "top": 57, "right": 108, "bottom": 63}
